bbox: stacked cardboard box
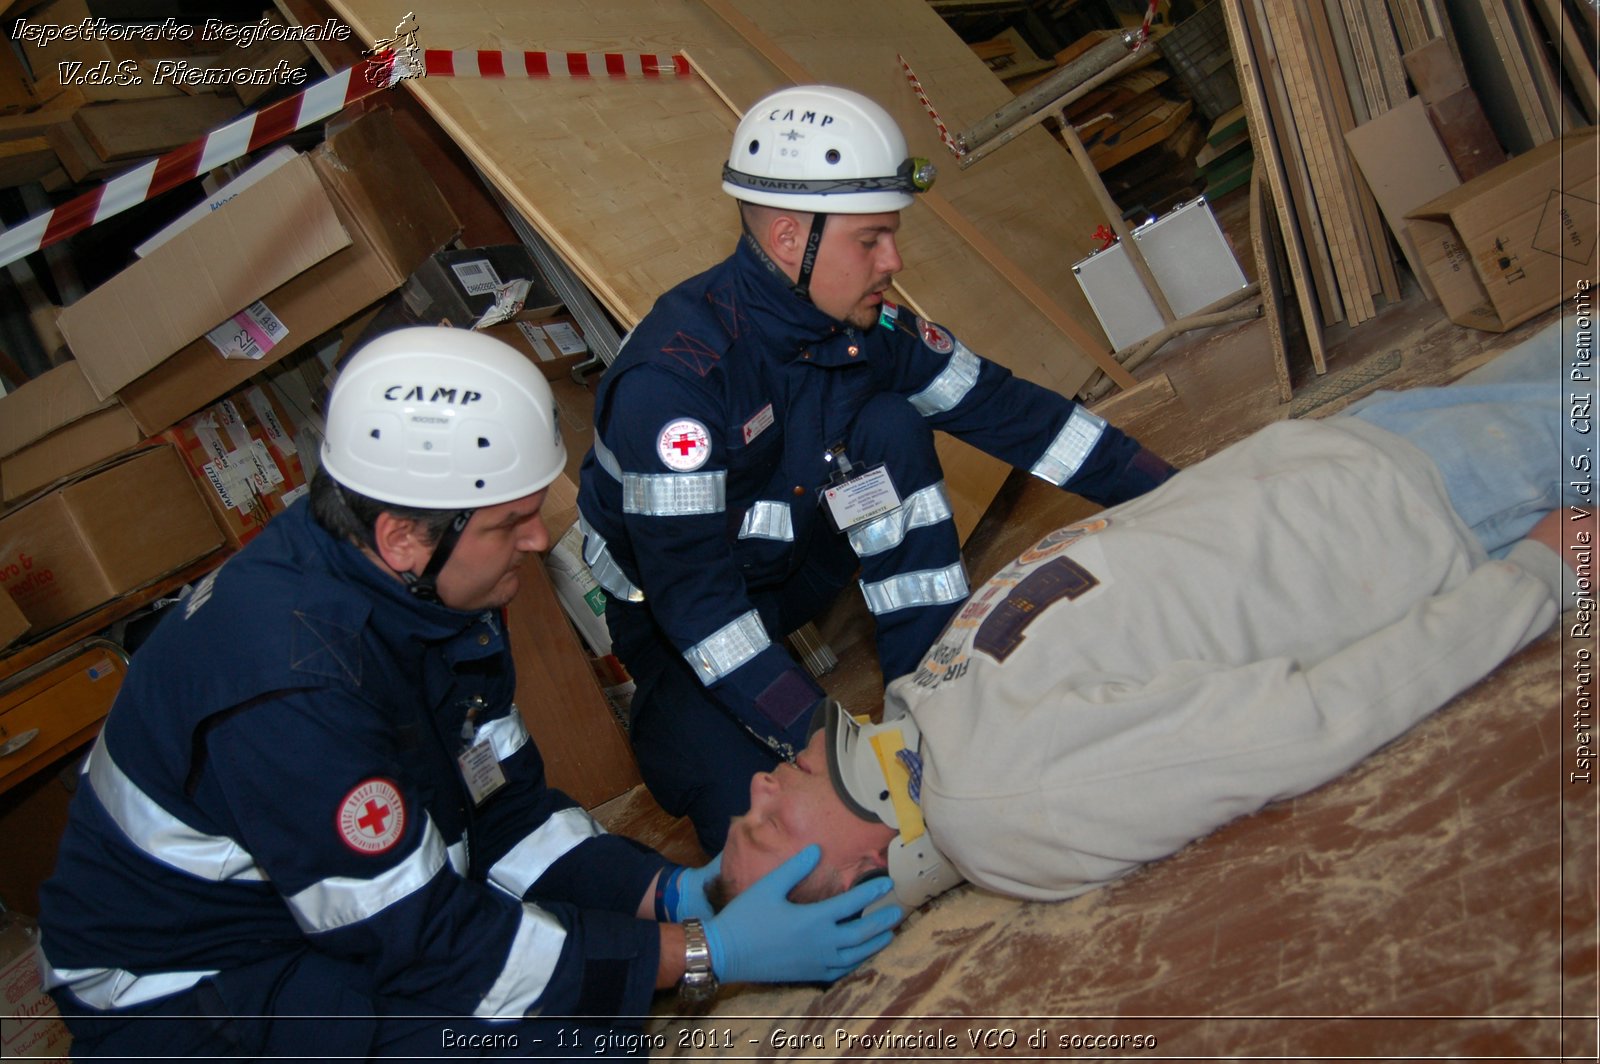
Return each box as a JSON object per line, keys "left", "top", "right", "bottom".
{"left": 1407, "top": 126, "right": 1598, "bottom": 332}
{"left": 0, "top": 445, "right": 223, "bottom": 633}
{"left": 0, "top": 108, "right": 457, "bottom": 637}
{"left": 157, "top": 382, "right": 312, "bottom": 550}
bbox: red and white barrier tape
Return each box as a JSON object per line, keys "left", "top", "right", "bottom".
{"left": 0, "top": 48, "right": 690, "bottom": 271}
{"left": 896, "top": 53, "right": 961, "bottom": 158}
{"left": 1139, "top": 0, "right": 1161, "bottom": 44}
{"left": 418, "top": 49, "right": 689, "bottom": 79}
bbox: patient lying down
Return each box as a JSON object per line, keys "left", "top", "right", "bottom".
{"left": 713, "top": 320, "right": 1581, "bottom": 911}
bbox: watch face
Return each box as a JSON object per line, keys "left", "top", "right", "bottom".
{"left": 677, "top": 972, "right": 720, "bottom": 1004}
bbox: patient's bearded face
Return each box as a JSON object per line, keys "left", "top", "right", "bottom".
{"left": 720, "top": 728, "right": 894, "bottom": 901}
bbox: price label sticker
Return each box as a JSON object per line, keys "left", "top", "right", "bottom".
{"left": 206, "top": 302, "right": 288, "bottom": 361}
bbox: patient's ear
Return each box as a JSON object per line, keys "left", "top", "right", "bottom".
{"left": 850, "top": 851, "right": 891, "bottom": 888}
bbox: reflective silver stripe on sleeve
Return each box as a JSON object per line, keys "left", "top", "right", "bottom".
{"left": 474, "top": 904, "right": 567, "bottom": 1018}
{"left": 621, "top": 470, "right": 726, "bottom": 516}
{"left": 1030, "top": 406, "right": 1107, "bottom": 487}
{"left": 684, "top": 610, "right": 771, "bottom": 684}
{"left": 474, "top": 709, "right": 529, "bottom": 762}
{"left": 592, "top": 434, "right": 623, "bottom": 482}
{"left": 860, "top": 560, "right": 970, "bottom": 615}
{"left": 284, "top": 816, "right": 449, "bottom": 934}
{"left": 447, "top": 838, "right": 470, "bottom": 876}
{"left": 847, "top": 483, "right": 954, "bottom": 558}
{"left": 738, "top": 500, "right": 794, "bottom": 542}
{"left": 86, "top": 739, "right": 267, "bottom": 883}
{"left": 39, "top": 948, "right": 217, "bottom": 1010}
{"left": 577, "top": 512, "right": 645, "bottom": 603}
{"left": 909, "top": 343, "right": 980, "bottom": 416}
{"left": 487, "top": 807, "right": 606, "bottom": 899}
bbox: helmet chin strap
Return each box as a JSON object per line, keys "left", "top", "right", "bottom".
{"left": 793, "top": 211, "right": 828, "bottom": 301}
{"left": 404, "top": 509, "right": 473, "bottom": 603}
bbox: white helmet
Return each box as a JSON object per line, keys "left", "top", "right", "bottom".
{"left": 321, "top": 326, "right": 566, "bottom": 510}
{"left": 722, "top": 85, "right": 936, "bottom": 213}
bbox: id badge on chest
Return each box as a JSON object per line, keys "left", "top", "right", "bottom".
{"left": 821, "top": 451, "right": 901, "bottom": 532}
{"left": 459, "top": 741, "right": 507, "bottom": 805}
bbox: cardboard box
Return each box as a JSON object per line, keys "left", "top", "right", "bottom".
{"left": 0, "top": 361, "right": 144, "bottom": 503}
{"left": 57, "top": 152, "right": 351, "bottom": 400}
{"left": 482, "top": 314, "right": 591, "bottom": 381}
{"left": 1406, "top": 127, "right": 1599, "bottom": 332}
{"left": 158, "top": 382, "right": 310, "bottom": 550}
{"left": 112, "top": 109, "right": 461, "bottom": 436}
{"left": 402, "top": 245, "right": 563, "bottom": 328}
{"left": 0, "top": 585, "right": 27, "bottom": 650}
{"left": 0, "top": 445, "right": 223, "bottom": 631}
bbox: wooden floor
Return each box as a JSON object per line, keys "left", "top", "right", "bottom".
{"left": 595, "top": 186, "right": 1596, "bottom": 1057}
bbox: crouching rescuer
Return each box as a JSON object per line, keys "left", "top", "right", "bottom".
{"left": 36, "top": 326, "right": 902, "bottom": 1059}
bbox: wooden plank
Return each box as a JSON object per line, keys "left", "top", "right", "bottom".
{"left": 1223, "top": 0, "right": 1327, "bottom": 371}
{"left": 1363, "top": 0, "right": 1411, "bottom": 104}
{"left": 0, "top": 136, "right": 57, "bottom": 188}
{"left": 1503, "top": 0, "right": 1585, "bottom": 130}
{"left": 43, "top": 118, "right": 119, "bottom": 183}
{"left": 1248, "top": 164, "right": 1293, "bottom": 402}
{"left": 1305, "top": 0, "right": 1395, "bottom": 302}
{"left": 1385, "top": 0, "right": 1427, "bottom": 51}
{"left": 1402, "top": 34, "right": 1470, "bottom": 98}
{"left": 1334, "top": 0, "right": 1387, "bottom": 116}
{"left": 1482, "top": 0, "right": 1556, "bottom": 143}
{"left": 1530, "top": 0, "right": 1599, "bottom": 122}
{"left": 1425, "top": 86, "right": 1510, "bottom": 178}
{"left": 1269, "top": 0, "right": 1374, "bottom": 323}
{"left": 1320, "top": 0, "right": 1371, "bottom": 123}
{"left": 1244, "top": 0, "right": 1345, "bottom": 326}
{"left": 505, "top": 546, "right": 641, "bottom": 810}
{"left": 1304, "top": 0, "right": 1401, "bottom": 304}
{"left": 71, "top": 94, "right": 240, "bottom": 163}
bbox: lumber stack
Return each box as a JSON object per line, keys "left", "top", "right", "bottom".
{"left": 1224, "top": 0, "right": 1595, "bottom": 364}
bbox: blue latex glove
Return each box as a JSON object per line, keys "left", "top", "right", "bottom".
{"left": 666, "top": 854, "right": 722, "bottom": 923}
{"left": 702, "top": 845, "right": 903, "bottom": 985}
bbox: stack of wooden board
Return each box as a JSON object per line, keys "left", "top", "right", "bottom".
{"left": 1225, "top": 0, "right": 1594, "bottom": 370}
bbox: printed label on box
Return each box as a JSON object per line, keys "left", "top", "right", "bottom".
{"left": 450, "top": 258, "right": 502, "bottom": 296}
{"left": 246, "top": 386, "right": 296, "bottom": 455}
{"left": 206, "top": 302, "right": 289, "bottom": 361}
{"left": 543, "top": 321, "right": 588, "bottom": 356}
{"left": 514, "top": 322, "right": 557, "bottom": 361}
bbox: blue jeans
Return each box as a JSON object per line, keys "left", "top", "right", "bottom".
{"left": 1340, "top": 315, "right": 1585, "bottom": 557}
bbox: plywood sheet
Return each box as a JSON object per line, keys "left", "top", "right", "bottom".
{"left": 323, "top": 0, "right": 1124, "bottom": 538}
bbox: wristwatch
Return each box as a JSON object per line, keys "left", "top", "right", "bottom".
{"left": 678, "top": 919, "right": 719, "bottom": 1004}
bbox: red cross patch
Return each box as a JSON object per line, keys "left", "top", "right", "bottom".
{"left": 919, "top": 319, "right": 954, "bottom": 354}
{"left": 657, "top": 418, "right": 711, "bottom": 472}
{"left": 337, "top": 778, "right": 406, "bottom": 854}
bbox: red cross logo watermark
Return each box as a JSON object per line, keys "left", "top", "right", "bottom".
{"left": 657, "top": 418, "right": 712, "bottom": 472}
{"left": 337, "top": 778, "right": 407, "bottom": 854}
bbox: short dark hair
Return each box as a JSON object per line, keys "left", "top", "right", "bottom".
{"left": 308, "top": 468, "right": 459, "bottom": 548}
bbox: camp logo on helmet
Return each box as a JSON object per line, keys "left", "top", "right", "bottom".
{"left": 766, "top": 108, "right": 835, "bottom": 126}
{"left": 382, "top": 384, "right": 486, "bottom": 404}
